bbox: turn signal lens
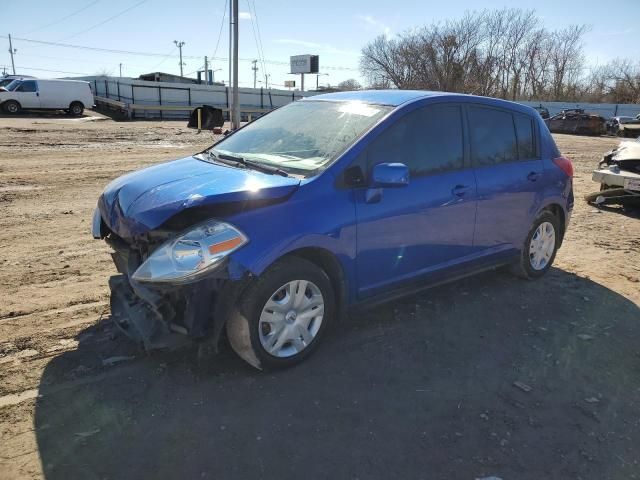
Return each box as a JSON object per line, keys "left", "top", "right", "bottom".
{"left": 209, "top": 236, "right": 244, "bottom": 254}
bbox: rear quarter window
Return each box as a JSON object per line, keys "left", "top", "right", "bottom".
{"left": 514, "top": 113, "right": 537, "bottom": 159}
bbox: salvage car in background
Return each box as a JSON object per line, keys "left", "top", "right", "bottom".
{"left": 605, "top": 116, "right": 640, "bottom": 137}
{"left": 586, "top": 139, "right": 640, "bottom": 207}
{"left": 92, "top": 90, "right": 574, "bottom": 370}
{"left": 614, "top": 115, "right": 640, "bottom": 138}
{"left": 545, "top": 108, "right": 605, "bottom": 136}
{"left": 532, "top": 105, "right": 550, "bottom": 119}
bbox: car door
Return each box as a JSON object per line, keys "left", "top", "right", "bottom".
{"left": 354, "top": 103, "right": 478, "bottom": 298}
{"left": 13, "top": 80, "right": 40, "bottom": 108}
{"left": 468, "top": 105, "right": 544, "bottom": 254}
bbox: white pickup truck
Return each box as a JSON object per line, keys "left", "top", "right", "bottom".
{"left": 0, "top": 78, "right": 94, "bottom": 116}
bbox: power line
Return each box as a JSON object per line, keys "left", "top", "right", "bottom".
{"left": 210, "top": 0, "right": 228, "bottom": 61}
{"left": 147, "top": 47, "right": 177, "bottom": 70}
{"left": 0, "top": 35, "right": 359, "bottom": 71}
{"left": 246, "top": 0, "right": 265, "bottom": 81}
{"left": 59, "top": 0, "right": 148, "bottom": 42}
{"left": 1, "top": 65, "right": 92, "bottom": 75}
{"left": 248, "top": 0, "right": 268, "bottom": 81}
{"left": 25, "top": 0, "right": 101, "bottom": 35}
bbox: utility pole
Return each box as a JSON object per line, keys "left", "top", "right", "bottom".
{"left": 264, "top": 73, "right": 270, "bottom": 89}
{"left": 119, "top": 63, "right": 123, "bottom": 77}
{"left": 174, "top": 40, "right": 185, "bottom": 77}
{"left": 251, "top": 60, "right": 258, "bottom": 89}
{"left": 204, "top": 56, "right": 209, "bottom": 85}
{"left": 228, "top": 0, "right": 233, "bottom": 89}
{"left": 300, "top": 73, "right": 304, "bottom": 92}
{"left": 231, "top": 0, "right": 239, "bottom": 130}
{"left": 8, "top": 34, "right": 16, "bottom": 75}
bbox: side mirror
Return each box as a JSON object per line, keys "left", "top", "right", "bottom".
{"left": 371, "top": 163, "right": 409, "bottom": 188}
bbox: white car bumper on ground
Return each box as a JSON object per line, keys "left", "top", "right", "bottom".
{"left": 592, "top": 168, "right": 640, "bottom": 191}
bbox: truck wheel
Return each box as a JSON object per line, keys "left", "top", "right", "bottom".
{"left": 510, "top": 211, "right": 560, "bottom": 280}
{"left": 226, "top": 257, "right": 335, "bottom": 370}
{"left": 69, "top": 102, "right": 84, "bottom": 116}
{"left": 3, "top": 100, "right": 21, "bottom": 114}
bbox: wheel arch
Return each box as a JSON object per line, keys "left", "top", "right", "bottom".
{"left": 539, "top": 203, "right": 566, "bottom": 245}
{"left": 281, "top": 247, "right": 349, "bottom": 320}
{"left": 2, "top": 99, "right": 22, "bottom": 109}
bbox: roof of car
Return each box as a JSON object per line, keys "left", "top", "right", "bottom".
{"left": 305, "top": 90, "right": 536, "bottom": 115}
{"left": 306, "top": 90, "right": 447, "bottom": 106}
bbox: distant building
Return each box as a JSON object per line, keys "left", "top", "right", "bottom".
{"left": 138, "top": 71, "right": 225, "bottom": 86}
{"left": 138, "top": 72, "right": 199, "bottom": 84}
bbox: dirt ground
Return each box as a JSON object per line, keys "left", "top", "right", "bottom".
{"left": 0, "top": 110, "right": 639, "bottom": 480}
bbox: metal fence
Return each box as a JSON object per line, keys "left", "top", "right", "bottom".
{"left": 73, "top": 76, "right": 640, "bottom": 121}
{"left": 75, "top": 76, "right": 316, "bottom": 120}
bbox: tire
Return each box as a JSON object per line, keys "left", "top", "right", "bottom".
{"left": 3, "top": 100, "right": 21, "bottom": 114}
{"left": 69, "top": 102, "right": 84, "bottom": 116}
{"left": 226, "top": 257, "right": 335, "bottom": 370}
{"left": 510, "top": 211, "right": 561, "bottom": 280}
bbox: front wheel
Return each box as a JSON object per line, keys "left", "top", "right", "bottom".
{"left": 3, "top": 100, "right": 21, "bottom": 114}
{"left": 510, "top": 212, "right": 561, "bottom": 279}
{"left": 226, "top": 257, "right": 335, "bottom": 370}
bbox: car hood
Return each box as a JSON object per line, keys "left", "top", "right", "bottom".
{"left": 98, "top": 155, "right": 301, "bottom": 239}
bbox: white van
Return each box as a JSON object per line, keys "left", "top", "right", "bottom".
{"left": 0, "top": 79, "right": 94, "bottom": 116}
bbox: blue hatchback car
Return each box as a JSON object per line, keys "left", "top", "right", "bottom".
{"left": 93, "top": 90, "right": 573, "bottom": 369}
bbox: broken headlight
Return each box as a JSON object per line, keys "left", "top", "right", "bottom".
{"left": 131, "top": 220, "right": 248, "bottom": 283}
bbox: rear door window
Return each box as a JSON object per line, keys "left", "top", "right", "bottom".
{"left": 369, "top": 104, "right": 464, "bottom": 176}
{"left": 513, "top": 113, "right": 537, "bottom": 159}
{"left": 468, "top": 106, "right": 518, "bottom": 166}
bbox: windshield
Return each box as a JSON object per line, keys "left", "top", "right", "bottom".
{"left": 209, "top": 100, "right": 392, "bottom": 176}
{"left": 3, "top": 80, "right": 21, "bottom": 91}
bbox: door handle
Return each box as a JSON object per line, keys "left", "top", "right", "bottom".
{"left": 452, "top": 185, "right": 471, "bottom": 197}
{"left": 527, "top": 171, "right": 542, "bottom": 182}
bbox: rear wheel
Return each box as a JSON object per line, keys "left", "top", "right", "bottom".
{"left": 226, "top": 257, "right": 335, "bottom": 370}
{"left": 68, "top": 101, "right": 84, "bottom": 116}
{"left": 3, "top": 100, "right": 21, "bottom": 114}
{"left": 510, "top": 211, "right": 560, "bottom": 279}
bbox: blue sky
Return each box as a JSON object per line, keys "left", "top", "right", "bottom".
{"left": 1, "top": 0, "right": 638, "bottom": 89}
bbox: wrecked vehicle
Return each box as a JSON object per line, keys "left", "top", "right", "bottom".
{"left": 586, "top": 139, "right": 640, "bottom": 206}
{"left": 605, "top": 116, "right": 637, "bottom": 137}
{"left": 545, "top": 108, "right": 605, "bottom": 136}
{"left": 532, "top": 105, "right": 550, "bottom": 119}
{"left": 613, "top": 115, "right": 640, "bottom": 139}
{"left": 93, "top": 90, "right": 573, "bottom": 370}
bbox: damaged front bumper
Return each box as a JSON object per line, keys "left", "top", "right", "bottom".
{"left": 105, "top": 234, "right": 250, "bottom": 351}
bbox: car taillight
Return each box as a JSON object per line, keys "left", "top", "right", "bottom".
{"left": 553, "top": 156, "right": 573, "bottom": 178}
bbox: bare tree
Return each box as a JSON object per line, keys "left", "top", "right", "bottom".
{"left": 607, "top": 59, "right": 640, "bottom": 103}
{"left": 337, "top": 79, "right": 362, "bottom": 91}
{"left": 359, "top": 8, "right": 596, "bottom": 102}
